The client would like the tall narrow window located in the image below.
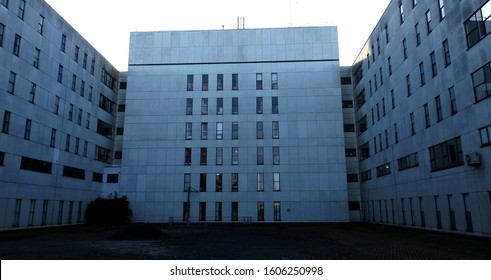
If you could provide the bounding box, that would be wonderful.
[256,73,263,90]
[68,104,73,121]
[273,173,280,191]
[257,173,264,191]
[256,97,263,114]
[83,141,88,157]
[232,147,239,165]
[57,65,64,83]
[2,111,11,134]
[41,200,48,226]
[7,71,16,94]
[391,89,395,109]
[419,62,425,86]
[257,121,263,139]
[28,200,36,226]
[0,23,5,47]
[33,48,41,69]
[272,97,279,114]
[232,122,238,139]
[424,103,431,128]
[399,2,405,24]
[18,0,26,20]
[232,97,238,114]
[77,201,83,223]
[187,75,193,91]
[77,109,82,126]
[71,74,77,91]
[186,98,193,115]
[231,202,238,221]
[443,39,451,67]
[410,113,416,135]
[74,46,79,62]
[201,98,208,115]
[201,123,208,140]
[12,34,22,56]
[415,23,421,46]
[388,57,392,76]
[216,122,222,140]
[232,173,239,192]
[257,147,264,165]
[274,202,281,221]
[202,74,208,91]
[271,73,278,89]
[272,121,279,139]
[86,113,90,129]
[200,148,207,165]
[439,0,445,20]
[257,202,265,221]
[13,199,21,227]
[58,201,64,224]
[435,95,443,122]
[216,147,223,165]
[24,119,31,140]
[217,98,223,115]
[232,74,238,90]
[426,10,432,34]
[402,38,407,59]
[217,74,223,91]
[185,148,192,165]
[406,74,412,96]
[83,53,88,69]
[273,146,280,165]
[80,81,85,97]
[65,134,71,152]
[200,173,207,192]
[61,34,66,52]
[430,51,437,77]
[215,174,222,192]
[449,86,457,115]
[394,123,399,144]
[54,96,60,115]
[50,129,56,148]
[215,202,222,221]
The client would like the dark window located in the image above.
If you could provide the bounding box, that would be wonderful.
[232,173,239,192]
[429,137,464,172]
[347,174,358,182]
[217,74,223,91]
[63,166,85,180]
[99,94,115,115]
[0,151,5,166]
[342,100,353,108]
[257,121,263,139]
[449,86,457,115]
[256,73,263,90]
[201,98,208,115]
[341,77,352,85]
[20,156,52,174]
[232,122,238,139]
[344,124,355,132]
[200,148,207,165]
[359,142,370,161]
[185,148,192,165]
[465,1,491,48]
[13,34,21,56]
[257,147,264,165]
[95,146,111,164]
[61,34,66,52]
[345,148,357,157]
[215,174,222,192]
[202,74,208,91]
[97,119,114,139]
[232,74,238,90]
[200,173,207,192]
[119,82,127,89]
[24,119,31,140]
[360,170,372,181]
[443,39,451,67]
[7,71,16,94]
[0,23,5,47]
[232,97,238,114]
[376,163,391,177]
[272,97,279,114]
[425,10,432,34]
[92,172,103,182]
[74,46,79,62]
[201,122,208,140]
[430,51,437,77]
[187,75,193,91]
[217,98,223,115]
[472,61,491,102]
[436,95,443,122]
[2,111,11,134]
[116,127,124,135]
[57,65,63,83]
[398,152,419,171]
[272,121,279,139]
[118,104,126,112]
[186,123,193,140]
[349,201,361,211]
[114,151,122,159]
[415,23,421,46]
[479,125,491,146]
[256,97,263,114]
[186,98,193,115]
[33,48,41,69]
[419,62,425,86]
[107,174,119,183]
[402,38,408,59]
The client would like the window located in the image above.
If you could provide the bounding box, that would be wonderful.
[465,1,491,48]
[200,173,207,192]
[257,147,264,165]
[271,73,278,89]
[344,124,355,132]
[7,71,16,94]
[385,129,389,148]
[398,152,419,171]
[215,202,222,221]
[28,199,36,226]
[61,34,66,52]
[472,61,491,102]
[13,34,21,56]
[443,39,451,67]
[419,62,425,86]
[272,97,279,114]
[232,74,238,90]
[0,151,4,166]
[345,148,357,157]
[49,129,56,148]
[74,46,79,62]
[33,48,41,69]
[215,173,222,192]
[376,163,391,177]
[341,77,352,85]
[13,199,21,227]
[355,89,366,110]
[359,141,370,161]
[409,113,416,135]
[360,170,372,181]
[216,122,223,140]
[90,59,95,75]
[232,122,238,139]
[271,201,281,221]
[0,23,4,47]
[342,100,353,108]
[429,137,464,171]
[114,151,122,159]
[256,73,263,90]
[430,51,437,77]
[394,123,399,144]
[71,74,77,91]
[202,74,208,91]
[216,147,223,165]
[435,95,443,122]
[402,38,408,60]
[424,103,430,128]
[357,115,367,135]
[217,74,223,91]
[63,166,85,180]
[187,75,193,91]
[232,147,239,165]
[88,86,93,101]
[257,202,265,221]
[2,111,10,134]
[185,123,193,140]
[231,202,238,221]
[17,0,25,20]
[385,24,389,43]
[415,23,421,46]
[257,121,263,139]
[57,65,63,83]
[479,125,491,146]
[65,134,71,152]
[186,98,193,115]
[347,174,358,182]
[406,74,412,96]
[20,156,52,174]
[201,98,208,115]
[412,0,417,8]
[232,97,238,114]
[256,173,264,192]
[185,148,192,165]
[391,89,395,109]
[273,146,280,165]
[399,2,405,24]
[200,148,207,165]
[379,67,384,85]
[24,119,31,140]
[83,53,88,69]
[217,98,223,115]
[232,173,239,192]
[256,97,263,114]
[53,96,60,115]
[439,0,445,20]
[273,173,280,191]
[382,98,386,116]
[388,57,392,76]
[77,109,83,126]
[83,141,88,157]
[95,146,111,163]
[272,121,279,139]
[68,104,74,121]
[425,10,432,34]
[449,86,457,115]
[201,122,208,140]
[86,113,91,129]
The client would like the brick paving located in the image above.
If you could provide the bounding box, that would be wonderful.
[0,223,489,259]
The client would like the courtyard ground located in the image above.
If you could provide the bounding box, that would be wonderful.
[0,222,490,259]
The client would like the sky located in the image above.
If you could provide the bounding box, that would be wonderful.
[44,0,392,70]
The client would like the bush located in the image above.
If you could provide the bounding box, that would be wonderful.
[86,195,133,224]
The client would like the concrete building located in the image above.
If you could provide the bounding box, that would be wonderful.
[0,0,119,229]
[122,27,352,223]
[353,0,491,237]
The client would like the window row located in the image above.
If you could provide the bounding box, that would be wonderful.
[11,199,84,228]
[183,201,282,222]
[187,73,278,91]
[184,172,281,193]
[185,121,279,140]
[185,146,280,166]
[185,97,278,116]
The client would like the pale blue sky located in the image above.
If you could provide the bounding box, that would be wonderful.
[45,0,391,70]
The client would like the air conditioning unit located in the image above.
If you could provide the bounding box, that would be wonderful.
[465,153,481,166]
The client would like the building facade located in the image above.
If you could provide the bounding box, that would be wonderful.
[0,0,119,230]
[353,0,491,237]
[121,27,351,223]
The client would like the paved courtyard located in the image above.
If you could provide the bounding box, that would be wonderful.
[0,223,490,259]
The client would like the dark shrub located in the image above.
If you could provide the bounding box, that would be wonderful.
[86,195,132,224]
